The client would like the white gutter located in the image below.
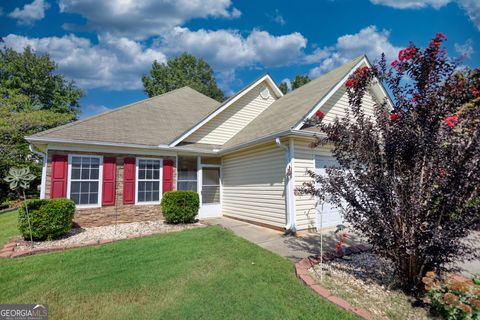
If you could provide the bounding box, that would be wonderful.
[26,136,218,154]
[29,144,47,199]
[275,138,296,234]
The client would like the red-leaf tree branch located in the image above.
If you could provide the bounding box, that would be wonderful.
[297,33,480,293]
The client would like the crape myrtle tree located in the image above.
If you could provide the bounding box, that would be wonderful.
[297,34,480,293]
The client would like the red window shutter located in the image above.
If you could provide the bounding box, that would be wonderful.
[163,159,174,193]
[102,157,116,206]
[50,155,68,198]
[123,157,136,204]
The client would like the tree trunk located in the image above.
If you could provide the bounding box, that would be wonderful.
[397,252,426,293]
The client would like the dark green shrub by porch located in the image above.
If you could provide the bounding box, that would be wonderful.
[18,198,75,241]
[161,191,199,224]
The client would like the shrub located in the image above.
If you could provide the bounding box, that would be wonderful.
[297,33,480,292]
[423,272,480,319]
[161,191,199,224]
[18,198,75,241]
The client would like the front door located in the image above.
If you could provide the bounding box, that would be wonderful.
[198,166,222,218]
[315,158,345,230]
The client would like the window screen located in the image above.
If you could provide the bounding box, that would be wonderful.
[137,159,161,203]
[70,156,101,205]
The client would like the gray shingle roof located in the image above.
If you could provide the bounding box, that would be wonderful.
[28,56,365,152]
[222,55,364,149]
[28,87,221,146]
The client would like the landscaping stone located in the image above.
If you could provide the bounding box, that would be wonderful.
[309,252,430,319]
[10,220,204,257]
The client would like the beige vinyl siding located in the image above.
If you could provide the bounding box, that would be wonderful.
[320,85,376,124]
[294,84,377,230]
[186,81,277,145]
[294,138,335,230]
[222,142,286,228]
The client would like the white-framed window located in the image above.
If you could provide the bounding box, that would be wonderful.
[135,158,163,204]
[177,156,198,192]
[67,154,103,208]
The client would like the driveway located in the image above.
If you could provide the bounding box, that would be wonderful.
[205,217,480,276]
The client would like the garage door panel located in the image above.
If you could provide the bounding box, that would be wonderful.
[315,157,345,229]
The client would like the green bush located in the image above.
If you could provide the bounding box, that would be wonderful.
[18,198,75,241]
[161,191,199,224]
[423,272,480,319]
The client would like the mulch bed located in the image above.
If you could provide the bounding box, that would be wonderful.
[295,245,431,320]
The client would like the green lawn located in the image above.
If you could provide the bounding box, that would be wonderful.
[0,210,18,246]
[0,223,356,320]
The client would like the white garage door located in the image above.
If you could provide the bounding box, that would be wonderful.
[315,157,345,230]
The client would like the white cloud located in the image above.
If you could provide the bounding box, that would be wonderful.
[303,47,331,64]
[2,33,166,90]
[2,27,308,92]
[9,0,50,25]
[454,39,474,59]
[370,0,480,30]
[267,9,286,25]
[370,0,450,9]
[309,26,400,78]
[159,27,307,89]
[59,0,241,40]
[161,28,307,70]
[457,0,480,30]
[80,104,111,119]
[281,78,292,91]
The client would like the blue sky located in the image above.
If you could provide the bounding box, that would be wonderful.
[1,0,479,118]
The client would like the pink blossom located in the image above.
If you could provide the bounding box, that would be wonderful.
[443,115,458,128]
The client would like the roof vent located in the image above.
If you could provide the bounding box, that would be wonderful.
[260,87,270,100]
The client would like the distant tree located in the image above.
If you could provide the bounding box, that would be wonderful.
[142,53,224,102]
[0,47,83,202]
[0,47,83,115]
[291,74,310,90]
[298,34,480,293]
[278,81,289,95]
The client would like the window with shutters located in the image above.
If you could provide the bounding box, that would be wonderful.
[67,155,103,208]
[136,158,162,204]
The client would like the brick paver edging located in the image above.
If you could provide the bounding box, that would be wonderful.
[295,244,373,320]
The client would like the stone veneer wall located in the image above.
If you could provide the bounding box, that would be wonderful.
[45,150,177,227]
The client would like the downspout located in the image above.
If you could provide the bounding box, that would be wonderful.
[275,138,296,234]
[29,144,47,199]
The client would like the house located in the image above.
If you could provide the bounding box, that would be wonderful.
[26,55,391,231]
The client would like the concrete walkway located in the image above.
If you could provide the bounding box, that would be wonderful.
[205,217,480,276]
[205,217,363,262]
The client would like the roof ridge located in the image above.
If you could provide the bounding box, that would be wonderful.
[279,55,365,99]
[167,74,273,146]
[220,55,367,149]
[289,55,365,130]
[29,86,203,138]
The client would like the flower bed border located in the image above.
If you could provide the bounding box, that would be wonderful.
[0,233,153,258]
[295,244,373,320]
